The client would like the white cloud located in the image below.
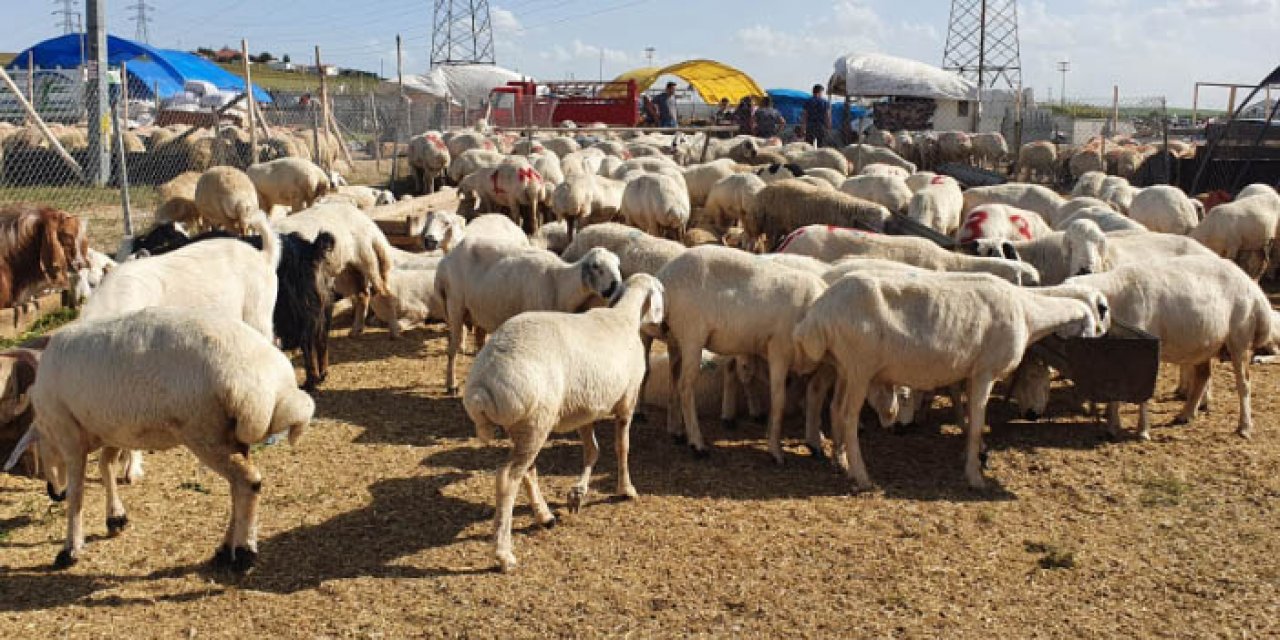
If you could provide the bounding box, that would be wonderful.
[490,7,522,35]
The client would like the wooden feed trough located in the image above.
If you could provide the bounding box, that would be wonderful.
[368,188,462,251]
[0,290,69,341]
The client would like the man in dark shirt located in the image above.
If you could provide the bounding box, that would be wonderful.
[803,84,831,147]
[653,81,678,128]
[753,96,785,138]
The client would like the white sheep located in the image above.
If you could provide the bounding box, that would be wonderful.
[746,181,891,251]
[703,173,766,230]
[956,203,1053,244]
[971,132,1008,169]
[778,225,1041,285]
[408,131,451,194]
[436,240,623,393]
[904,171,939,192]
[154,171,203,231]
[972,219,1110,285]
[246,157,333,216]
[1063,255,1275,439]
[681,158,738,207]
[1071,170,1107,198]
[936,131,973,164]
[839,175,913,214]
[272,202,398,337]
[1056,196,1114,220]
[1054,206,1147,233]
[463,274,664,572]
[541,136,580,158]
[793,272,1107,488]
[655,245,828,462]
[447,148,505,183]
[194,166,261,234]
[801,167,847,189]
[620,173,691,240]
[840,144,917,174]
[859,163,911,179]
[561,222,685,277]
[320,185,395,210]
[962,183,1067,225]
[1189,195,1280,278]
[1099,180,1140,214]
[906,178,964,235]
[1017,141,1058,184]
[445,130,496,157]
[19,307,314,571]
[790,147,850,175]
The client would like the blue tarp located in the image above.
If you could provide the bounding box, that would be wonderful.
[6,34,272,103]
[767,88,868,127]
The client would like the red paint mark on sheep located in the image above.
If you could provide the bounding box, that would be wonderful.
[1009,214,1032,240]
[960,209,989,243]
[517,167,542,183]
[931,175,948,185]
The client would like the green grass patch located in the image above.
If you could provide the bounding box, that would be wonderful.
[1136,474,1193,507]
[0,186,159,213]
[0,306,77,349]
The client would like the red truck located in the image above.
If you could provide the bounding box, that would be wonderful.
[488,80,639,127]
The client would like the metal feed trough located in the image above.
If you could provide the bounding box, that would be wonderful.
[882,213,1162,404]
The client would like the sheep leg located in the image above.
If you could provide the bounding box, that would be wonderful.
[949,384,967,429]
[521,465,556,527]
[803,367,835,459]
[54,447,88,568]
[1137,402,1152,441]
[1230,352,1253,438]
[120,449,145,484]
[445,301,466,395]
[1173,361,1212,426]
[738,357,765,419]
[99,447,129,537]
[720,358,740,430]
[568,425,600,513]
[195,445,263,573]
[379,294,402,339]
[677,337,712,458]
[763,348,790,465]
[664,339,685,440]
[615,410,638,500]
[964,374,995,490]
[835,376,873,489]
[350,292,371,337]
[494,429,547,572]
[1105,402,1124,439]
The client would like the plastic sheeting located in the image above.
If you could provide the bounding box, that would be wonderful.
[767,88,868,125]
[404,64,528,105]
[829,53,975,101]
[607,59,765,104]
[5,34,272,103]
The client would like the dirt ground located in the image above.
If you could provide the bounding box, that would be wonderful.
[2,307,1279,638]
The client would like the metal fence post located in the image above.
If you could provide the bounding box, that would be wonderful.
[113,77,134,241]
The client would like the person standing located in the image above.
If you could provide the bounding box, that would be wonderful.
[733,96,755,136]
[640,95,658,126]
[753,96,785,139]
[653,81,678,128]
[803,83,832,147]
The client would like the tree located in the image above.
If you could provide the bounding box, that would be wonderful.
[282,53,291,64]
[195,47,215,59]
[254,51,274,64]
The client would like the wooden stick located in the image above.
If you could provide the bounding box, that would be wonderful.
[25,51,34,126]
[315,45,332,171]
[241,39,257,164]
[0,65,84,181]
[328,107,355,167]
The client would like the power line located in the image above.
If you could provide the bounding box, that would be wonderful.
[128,0,155,43]
[52,0,80,34]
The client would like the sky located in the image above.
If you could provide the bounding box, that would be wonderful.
[4,0,1278,109]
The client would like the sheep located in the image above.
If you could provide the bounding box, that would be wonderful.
[840,144,917,174]
[1069,147,1105,179]
[531,220,571,253]
[321,185,395,210]
[791,147,850,175]
[1017,141,1058,184]
[561,222,685,278]
[620,173,692,240]
[904,171,939,192]
[936,131,973,164]
[907,178,964,235]
[681,158,737,207]
[446,131,496,157]
[1071,170,1107,198]
[1099,180,1140,214]
[420,211,527,254]
[194,166,261,234]
[754,162,806,184]
[71,248,117,301]
[463,274,664,572]
[1064,255,1274,439]
[702,173,766,231]
[859,163,911,179]
[1056,196,1114,220]
[839,175,913,214]
[655,246,829,461]
[542,136,580,158]
[745,181,891,251]
[447,148,505,183]
[14,307,314,571]
[550,174,597,240]
[779,225,1040,285]
[971,132,1008,169]
[801,167,847,189]
[436,240,623,393]
[1237,183,1279,201]
[273,202,398,338]
[1189,195,1280,279]
[245,157,333,216]
[961,184,1068,227]
[956,203,1053,244]
[972,219,1109,285]
[1054,206,1147,233]
[489,158,546,233]
[793,272,1107,489]
[154,171,204,230]
[369,265,443,332]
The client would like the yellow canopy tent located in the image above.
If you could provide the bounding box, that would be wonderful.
[603,59,765,104]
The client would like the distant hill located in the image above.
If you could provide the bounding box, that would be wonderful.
[0,53,15,66]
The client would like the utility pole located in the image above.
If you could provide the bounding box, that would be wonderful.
[644,47,655,67]
[52,0,79,34]
[1057,60,1070,107]
[86,0,111,186]
[127,0,154,44]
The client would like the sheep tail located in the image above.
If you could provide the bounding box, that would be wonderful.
[371,237,393,297]
[249,212,281,269]
[462,387,498,443]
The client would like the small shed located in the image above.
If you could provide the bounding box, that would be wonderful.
[828,53,977,131]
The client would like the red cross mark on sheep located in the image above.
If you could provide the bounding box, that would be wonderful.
[960,209,989,243]
[517,167,542,184]
[428,136,447,151]
[1009,214,1032,240]
[931,175,949,185]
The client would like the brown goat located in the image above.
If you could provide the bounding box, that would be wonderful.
[0,205,88,308]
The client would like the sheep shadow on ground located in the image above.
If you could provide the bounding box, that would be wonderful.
[316,386,472,447]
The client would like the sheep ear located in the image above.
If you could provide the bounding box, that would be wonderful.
[999,241,1020,262]
[642,287,665,325]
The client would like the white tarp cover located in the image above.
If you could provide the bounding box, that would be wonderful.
[404,64,529,105]
[832,53,977,101]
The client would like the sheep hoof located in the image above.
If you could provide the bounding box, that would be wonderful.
[230,547,258,574]
[805,443,826,460]
[445,386,459,396]
[979,448,991,470]
[720,418,737,431]
[1237,426,1253,439]
[1171,415,1191,426]
[212,545,234,569]
[46,481,66,503]
[496,553,518,573]
[567,487,587,514]
[53,549,78,569]
[1138,430,1151,441]
[690,445,710,460]
[106,515,129,536]
[541,515,559,529]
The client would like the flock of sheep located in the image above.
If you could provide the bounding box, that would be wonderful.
[3,120,1279,576]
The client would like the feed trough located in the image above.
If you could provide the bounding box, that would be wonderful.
[1027,320,1160,404]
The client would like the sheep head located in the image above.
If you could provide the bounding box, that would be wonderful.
[1064,218,1109,277]
[577,248,623,301]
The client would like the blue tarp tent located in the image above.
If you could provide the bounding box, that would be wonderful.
[6,34,272,103]
[766,88,868,128]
